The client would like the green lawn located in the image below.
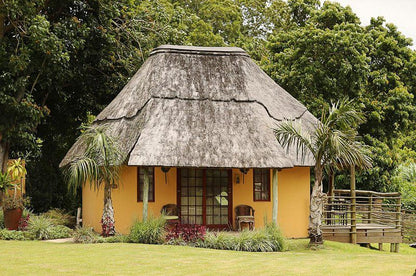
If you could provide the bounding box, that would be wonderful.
[0,240,415,275]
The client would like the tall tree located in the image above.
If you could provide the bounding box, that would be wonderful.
[274,99,371,244]
[266,1,416,193]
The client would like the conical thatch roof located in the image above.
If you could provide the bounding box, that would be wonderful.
[60,45,318,169]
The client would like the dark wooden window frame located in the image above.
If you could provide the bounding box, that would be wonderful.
[137,167,155,202]
[177,168,233,229]
[253,168,271,202]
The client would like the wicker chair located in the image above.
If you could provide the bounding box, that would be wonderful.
[235,205,255,231]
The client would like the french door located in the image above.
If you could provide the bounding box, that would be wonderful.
[178,168,232,229]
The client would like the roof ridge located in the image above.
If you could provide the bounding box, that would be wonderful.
[150,45,249,57]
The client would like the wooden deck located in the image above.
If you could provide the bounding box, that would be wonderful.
[322,223,402,244]
[322,190,402,251]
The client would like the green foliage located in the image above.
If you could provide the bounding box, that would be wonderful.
[128,216,166,244]
[48,225,73,240]
[266,1,416,192]
[72,226,104,244]
[1,0,415,212]
[0,171,13,192]
[392,162,416,210]
[104,234,128,243]
[26,215,71,240]
[64,125,125,193]
[275,99,371,174]
[42,208,75,228]
[26,216,54,240]
[0,229,27,240]
[2,196,26,210]
[199,224,286,252]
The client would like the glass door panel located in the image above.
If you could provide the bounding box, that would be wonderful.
[179,168,231,228]
[180,168,203,226]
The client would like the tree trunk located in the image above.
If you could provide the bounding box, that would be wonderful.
[0,138,9,173]
[101,181,116,236]
[142,167,149,222]
[0,9,4,39]
[308,165,325,245]
[328,171,335,197]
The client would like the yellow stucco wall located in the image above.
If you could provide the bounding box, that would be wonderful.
[232,167,310,238]
[82,166,177,234]
[83,166,310,238]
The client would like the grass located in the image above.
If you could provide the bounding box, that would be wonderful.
[0,239,414,275]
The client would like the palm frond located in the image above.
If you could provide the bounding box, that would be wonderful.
[274,121,315,162]
[64,124,126,193]
[326,98,365,130]
[65,156,99,193]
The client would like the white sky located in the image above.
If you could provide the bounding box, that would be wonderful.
[335,0,416,49]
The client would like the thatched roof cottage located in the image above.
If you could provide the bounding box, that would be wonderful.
[61,45,318,237]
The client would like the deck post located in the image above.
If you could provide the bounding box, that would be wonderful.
[368,194,373,224]
[326,171,335,224]
[378,243,383,251]
[350,166,357,244]
[395,196,401,229]
[142,167,150,221]
[272,169,279,224]
[394,197,401,253]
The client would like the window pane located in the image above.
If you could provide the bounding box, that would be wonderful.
[253,169,270,201]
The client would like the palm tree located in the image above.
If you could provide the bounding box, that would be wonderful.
[64,125,125,236]
[274,99,371,245]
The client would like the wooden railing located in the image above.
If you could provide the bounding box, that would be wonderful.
[402,209,416,243]
[322,189,402,250]
[324,189,401,227]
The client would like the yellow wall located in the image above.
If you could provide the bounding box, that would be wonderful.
[82,166,177,234]
[232,167,310,238]
[83,166,310,238]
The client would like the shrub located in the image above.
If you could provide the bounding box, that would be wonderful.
[27,216,54,240]
[0,229,27,240]
[104,234,128,243]
[128,216,166,244]
[199,224,286,252]
[42,209,75,228]
[73,226,104,244]
[18,214,30,231]
[101,215,115,237]
[166,224,206,243]
[48,225,73,239]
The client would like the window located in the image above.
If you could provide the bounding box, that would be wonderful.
[137,167,155,202]
[253,169,270,201]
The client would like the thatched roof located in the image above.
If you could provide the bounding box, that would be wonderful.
[60,45,318,169]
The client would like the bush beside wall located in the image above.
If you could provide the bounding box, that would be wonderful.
[199,224,286,252]
[128,216,166,244]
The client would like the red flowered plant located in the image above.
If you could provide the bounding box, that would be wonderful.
[166,224,206,243]
[101,216,115,237]
[18,214,30,231]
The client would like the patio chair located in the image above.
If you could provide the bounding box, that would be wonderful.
[235,205,255,231]
[161,204,180,226]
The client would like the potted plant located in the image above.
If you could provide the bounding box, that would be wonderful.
[2,187,24,230]
[1,158,27,230]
